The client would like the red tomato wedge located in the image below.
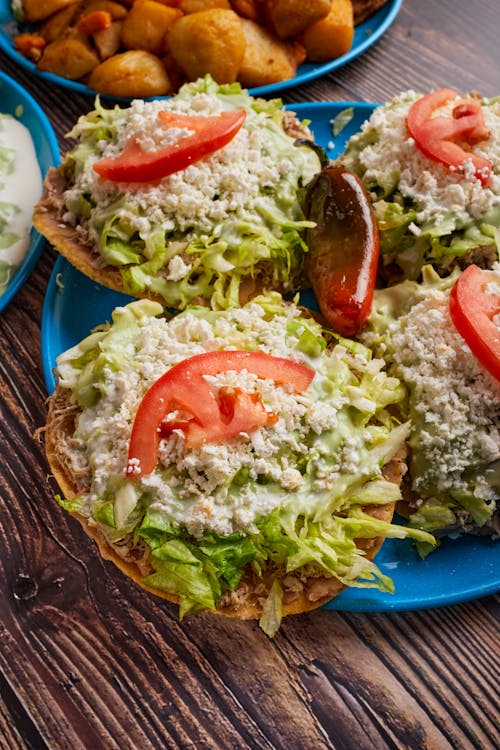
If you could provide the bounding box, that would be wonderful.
[93,108,246,183]
[449,264,500,381]
[406,89,492,185]
[305,167,380,337]
[126,351,315,479]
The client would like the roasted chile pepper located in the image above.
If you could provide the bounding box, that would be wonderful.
[305,166,380,337]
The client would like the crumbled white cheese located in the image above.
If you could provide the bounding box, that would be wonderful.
[166,255,191,282]
[350,90,500,226]
[389,289,500,498]
[67,93,312,238]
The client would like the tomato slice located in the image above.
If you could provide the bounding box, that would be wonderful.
[126,351,315,478]
[93,109,246,183]
[183,387,279,448]
[305,167,380,337]
[449,264,500,381]
[406,89,492,185]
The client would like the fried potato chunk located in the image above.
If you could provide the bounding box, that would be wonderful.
[88,49,171,96]
[229,0,263,23]
[121,1,182,56]
[17,0,355,97]
[21,0,80,23]
[352,0,388,24]
[39,4,82,43]
[93,19,123,59]
[79,0,128,19]
[238,18,297,87]
[37,27,100,78]
[267,0,331,39]
[179,0,231,12]
[168,9,245,84]
[300,0,354,61]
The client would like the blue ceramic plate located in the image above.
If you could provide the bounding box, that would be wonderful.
[41,101,500,612]
[0,71,59,312]
[0,0,402,99]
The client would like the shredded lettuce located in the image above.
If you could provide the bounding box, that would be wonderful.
[144,539,220,617]
[331,107,354,137]
[0,259,15,295]
[259,580,283,637]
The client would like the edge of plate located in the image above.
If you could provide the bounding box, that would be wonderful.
[0,70,60,313]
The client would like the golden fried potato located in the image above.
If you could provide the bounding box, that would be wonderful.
[78,0,128,19]
[113,0,133,5]
[88,49,171,96]
[237,18,297,88]
[267,0,331,39]
[229,0,263,22]
[179,0,230,12]
[39,3,82,42]
[168,9,245,84]
[93,19,123,59]
[300,0,354,62]
[352,0,389,24]
[37,27,100,78]
[121,1,182,56]
[131,0,179,5]
[21,0,80,23]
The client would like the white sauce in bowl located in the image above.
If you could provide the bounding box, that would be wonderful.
[0,114,42,294]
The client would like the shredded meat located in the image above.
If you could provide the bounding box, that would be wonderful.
[440,244,498,273]
[46,386,91,494]
[282,110,312,141]
[382,445,408,485]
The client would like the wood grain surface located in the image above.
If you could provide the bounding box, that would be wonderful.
[1,1,499,748]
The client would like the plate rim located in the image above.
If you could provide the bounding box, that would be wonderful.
[0,0,403,100]
[0,70,60,313]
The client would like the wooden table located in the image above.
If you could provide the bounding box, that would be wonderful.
[1,1,498,748]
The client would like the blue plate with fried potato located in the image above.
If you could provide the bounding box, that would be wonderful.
[0,0,402,99]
